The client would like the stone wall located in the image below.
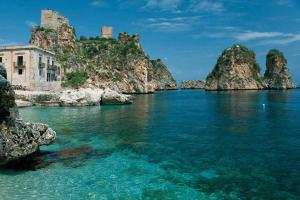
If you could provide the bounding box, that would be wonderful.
[41,9,69,30]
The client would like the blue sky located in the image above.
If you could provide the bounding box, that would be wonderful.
[0,0,300,83]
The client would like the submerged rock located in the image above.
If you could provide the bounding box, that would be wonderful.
[264,49,293,89]
[0,64,56,165]
[180,80,205,89]
[101,88,133,105]
[205,45,265,90]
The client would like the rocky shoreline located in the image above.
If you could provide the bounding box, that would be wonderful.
[15,87,133,107]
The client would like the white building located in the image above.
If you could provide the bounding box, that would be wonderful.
[0,45,61,91]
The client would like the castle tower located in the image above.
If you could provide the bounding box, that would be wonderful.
[41,9,69,30]
[101,26,113,38]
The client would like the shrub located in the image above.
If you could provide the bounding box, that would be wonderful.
[63,71,86,88]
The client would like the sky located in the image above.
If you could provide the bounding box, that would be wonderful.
[0,0,300,83]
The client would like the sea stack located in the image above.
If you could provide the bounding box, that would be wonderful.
[0,64,56,165]
[264,49,293,89]
[205,44,264,91]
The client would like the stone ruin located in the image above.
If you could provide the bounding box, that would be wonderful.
[41,9,69,30]
[101,26,113,38]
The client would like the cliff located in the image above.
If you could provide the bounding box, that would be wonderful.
[30,24,76,52]
[29,11,176,93]
[151,59,177,90]
[205,45,265,90]
[264,49,293,89]
[0,64,56,165]
[180,80,205,89]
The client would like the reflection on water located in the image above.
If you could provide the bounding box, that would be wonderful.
[0,90,299,199]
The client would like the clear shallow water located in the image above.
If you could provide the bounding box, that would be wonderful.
[1,90,300,200]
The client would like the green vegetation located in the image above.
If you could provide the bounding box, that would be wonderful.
[267,49,287,63]
[63,71,87,88]
[34,26,55,34]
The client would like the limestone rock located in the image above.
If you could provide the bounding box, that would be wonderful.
[59,88,103,106]
[0,64,56,165]
[205,45,265,90]
[101,88,133,105]
[180,80,205,89]
[264,49,293,89]
[0,120,56,165]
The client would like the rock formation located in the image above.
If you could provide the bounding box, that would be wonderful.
[205,45,265,90]
[0,64,56,165]
[29,10,176,94]
[180,80,205,89]
[264,49,293,89]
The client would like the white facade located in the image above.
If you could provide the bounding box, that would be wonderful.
[0,45,61,91]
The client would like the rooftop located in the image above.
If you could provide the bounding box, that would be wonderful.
[0,45,54,55]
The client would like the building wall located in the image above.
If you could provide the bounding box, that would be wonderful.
[41,9,69,30]
[0,47,61,91]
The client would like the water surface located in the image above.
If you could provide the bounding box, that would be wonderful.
[1,90,300,199]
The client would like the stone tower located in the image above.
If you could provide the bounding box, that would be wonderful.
[101,26,113,38]
[41,9,69,30]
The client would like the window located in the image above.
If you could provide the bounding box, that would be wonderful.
[17,56,23,66]
[18,69,23,75]
[0,57,2,63]
[39,68,43,77]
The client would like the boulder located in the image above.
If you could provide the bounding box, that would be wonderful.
[264,49,293,89]
[101,88,133,105]
[205,45,265,90]
[59,88,103,106]
[0,64,56,165]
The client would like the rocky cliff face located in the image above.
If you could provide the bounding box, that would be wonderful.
[0,64,56,165]
[205,45,265,91]
[180,80,205,89]
[151,59,177,90]
[30,24,76,51]
[29,12,176,93]
[264,49,293,89]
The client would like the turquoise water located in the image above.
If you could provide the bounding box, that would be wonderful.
[1,90,300,199]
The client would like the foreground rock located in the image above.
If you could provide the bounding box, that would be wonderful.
[180,80,205,89]
[205,45,265,90]
[0,64,56,165]
[264,49,293,89]
[101,88,133,105]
